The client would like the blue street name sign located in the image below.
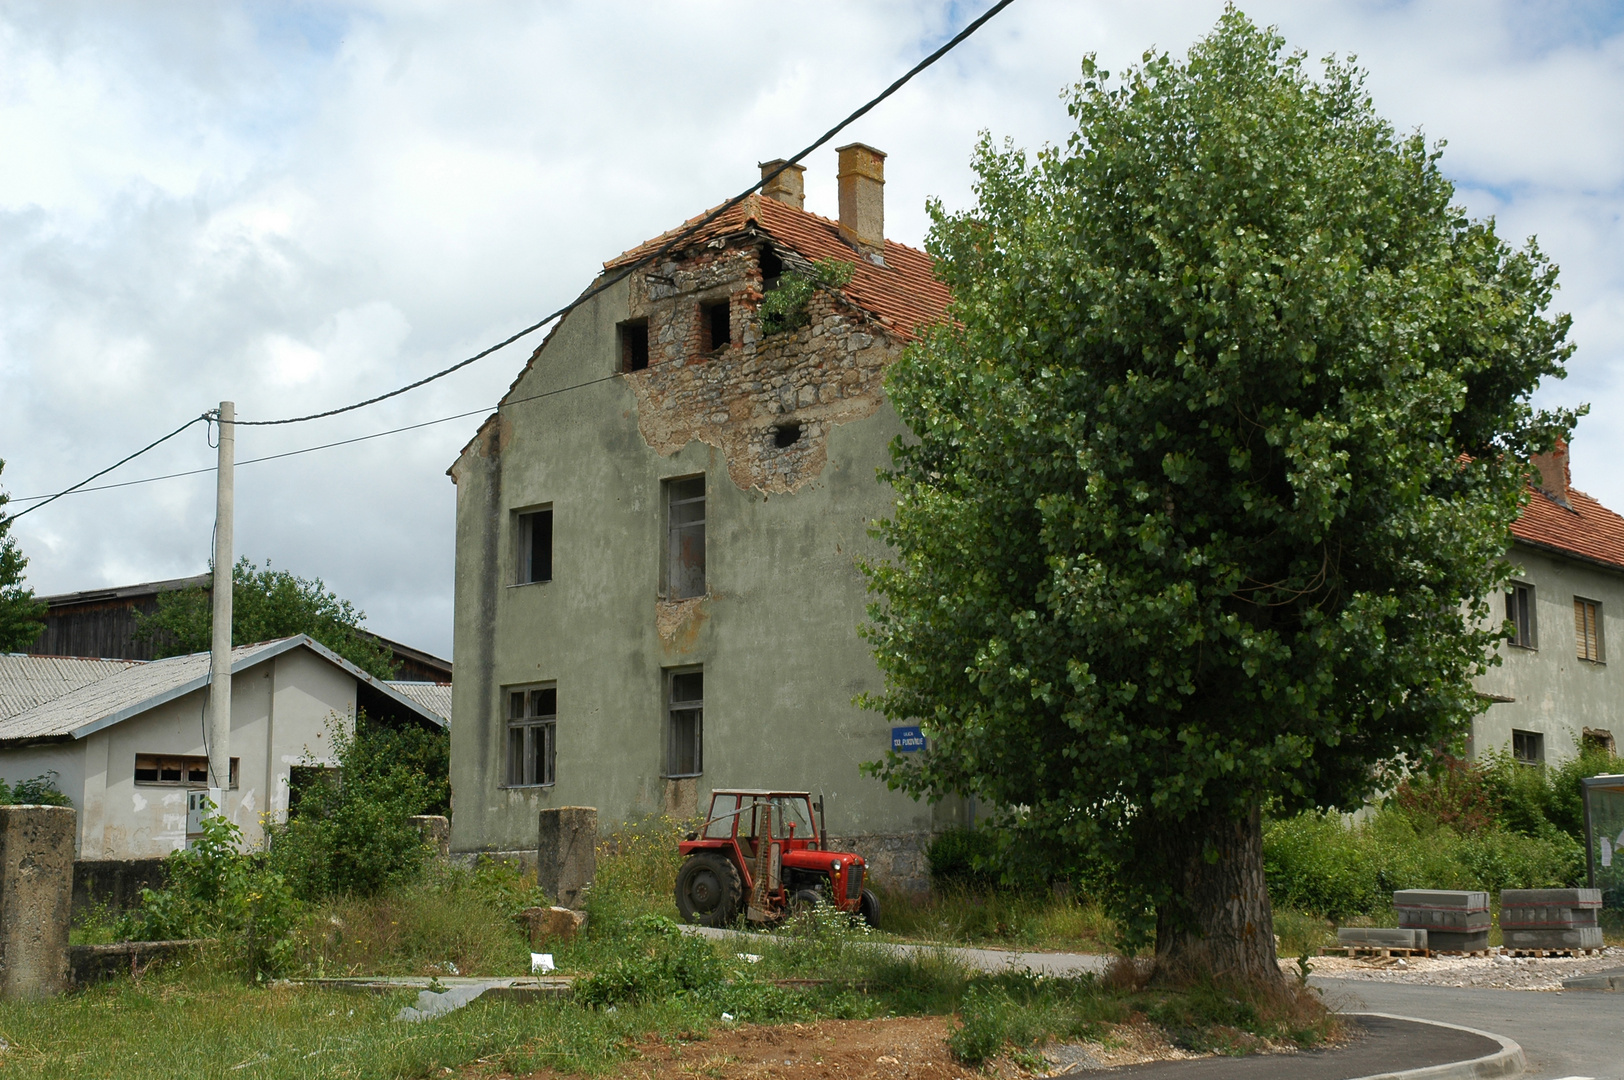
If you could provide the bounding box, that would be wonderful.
[891,726,926,753]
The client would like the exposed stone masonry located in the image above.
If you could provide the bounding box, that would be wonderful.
[625,238,905,494]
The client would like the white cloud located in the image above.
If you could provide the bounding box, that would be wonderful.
[2,0,1622,658]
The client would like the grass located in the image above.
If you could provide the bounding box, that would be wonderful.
[874,882,1118,952]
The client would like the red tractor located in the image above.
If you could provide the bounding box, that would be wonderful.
[675,789,880,928]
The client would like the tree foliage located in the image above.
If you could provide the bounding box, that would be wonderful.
[863,12,1577,977]
[138,556,395,678]
[0,459,46,652]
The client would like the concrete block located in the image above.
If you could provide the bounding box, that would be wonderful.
[1499,888,1602,909]
[409,815,451,858]
[537,807,597,909]
[0,805,76,1000]
[1423,929,1490,953]
[515,905,587,948]
[1392,889,1489,912]
[1504,926,1604,950]
[1336,927,1428,949]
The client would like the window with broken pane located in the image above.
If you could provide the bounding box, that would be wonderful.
[666,476,706,599]
[133,753,238,788]
[666,668,703,778]
[506,684,557,787]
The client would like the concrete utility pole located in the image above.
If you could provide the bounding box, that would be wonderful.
[206,401,234,807]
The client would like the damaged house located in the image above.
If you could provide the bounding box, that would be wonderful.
[448,146,960,885]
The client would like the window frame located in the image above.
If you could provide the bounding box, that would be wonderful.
[1506,581,1536,649]
[504,683,558,788]
[664,475,707,600]
[700,298,731,353]
[665,666,703,779]
[134,753,239,789]
[1511,728,1545,765]
[514,506,554,586]
[1574,596,1604,663]
[618,319,650,372]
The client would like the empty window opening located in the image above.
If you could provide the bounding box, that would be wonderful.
[666,669,703,778]
[134,753,238,789]
[1575,597,1604,662]
[702,300,731,352]
[773,421,803,449]
[506,684,557,787]
[1511,729,1544,765]
[1582,728,1617,756]
[619,320,649,372]
[666,476,706,599]
[516,508,553,584]
[1507,583,1536,648]
[759,247,784,292]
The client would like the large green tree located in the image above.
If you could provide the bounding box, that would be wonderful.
[139,557,395,679]
[0,460,46,652]
[865,12,1578,988]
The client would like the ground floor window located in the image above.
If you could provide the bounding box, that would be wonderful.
[134,753,238,789]
[506,684,557,787]
[666,668,703,778]
[1512,729,1545,765]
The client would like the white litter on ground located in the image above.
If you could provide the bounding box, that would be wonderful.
[530,953,555,974]
[395,983,497,1023]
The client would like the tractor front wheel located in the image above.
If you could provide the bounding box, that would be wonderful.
[675,853,742,927]
[858,888,881,929]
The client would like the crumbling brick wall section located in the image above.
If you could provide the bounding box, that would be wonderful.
[625,241,904,494]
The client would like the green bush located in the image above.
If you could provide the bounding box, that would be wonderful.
[0,771,73,806]
[265,712,446,900]
[116,809,298,979]
[573,915,726,1006]
[757,258,855,336]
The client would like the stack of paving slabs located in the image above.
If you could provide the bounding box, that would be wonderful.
[1393,890,1491,952]
[1498,888,1604,952]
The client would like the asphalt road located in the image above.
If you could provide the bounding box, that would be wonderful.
[1313,977,1624,1080]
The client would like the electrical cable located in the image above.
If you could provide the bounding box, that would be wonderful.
[4,414,210,522]
[233,0,1017,428]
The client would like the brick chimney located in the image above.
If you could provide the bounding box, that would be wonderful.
[836,143,886,253]
[1531,439,1573,510]
[758,159,805,210]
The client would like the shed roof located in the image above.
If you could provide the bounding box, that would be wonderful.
[0,655,144,720]
[0,635,446,745]
[386,681,452,725]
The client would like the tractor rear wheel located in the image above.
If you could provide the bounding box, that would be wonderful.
[675,853,742,927]
[858,888,881,928]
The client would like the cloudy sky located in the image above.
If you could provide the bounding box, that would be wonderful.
[2,0,1621,660]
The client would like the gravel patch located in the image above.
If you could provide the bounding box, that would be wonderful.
[1304,946,1624,991]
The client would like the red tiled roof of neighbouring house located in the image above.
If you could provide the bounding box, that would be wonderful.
[603,193,952,342]
[1512,486,1624,571]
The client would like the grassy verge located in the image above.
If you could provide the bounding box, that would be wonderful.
[873,883,1117,953]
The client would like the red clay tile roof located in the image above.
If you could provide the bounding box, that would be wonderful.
[603,193,952,341]
[1512,486,1624,571]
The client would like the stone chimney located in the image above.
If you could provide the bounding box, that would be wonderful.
[758,159,805,210]
[1531,439,1573,510]
[836,143,886,253]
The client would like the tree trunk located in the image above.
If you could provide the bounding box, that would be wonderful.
[1152,803,1285,990]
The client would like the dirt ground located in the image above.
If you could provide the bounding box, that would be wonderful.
[493,1015,1214,1080]
[1305,945,1623,991]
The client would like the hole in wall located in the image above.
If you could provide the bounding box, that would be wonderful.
[773,422,803,449]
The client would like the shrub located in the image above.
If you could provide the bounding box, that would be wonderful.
[757,258,855,336]
[265,712,445,900]
[0,771,72,806]
[573,915,726,1006]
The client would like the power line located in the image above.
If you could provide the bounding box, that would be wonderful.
[234,0,1017,427]
[6,372,626,505]
[5,415,210,521]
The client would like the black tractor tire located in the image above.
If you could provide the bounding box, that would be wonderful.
[858,888,881,929]
[675,853,742,927]
[790,888,824,915]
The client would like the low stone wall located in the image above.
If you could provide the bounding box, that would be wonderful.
[73,859,168,916]
[448,849,539,876]
[68,940,206,987]
[829,833,932,895]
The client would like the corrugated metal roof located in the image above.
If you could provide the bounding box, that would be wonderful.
[387,681,452,724]
[0,635,446,744]
[0,655,145,720]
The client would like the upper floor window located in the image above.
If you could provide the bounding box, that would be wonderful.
[701,299,731,352]
[619,319,649,372]
[516,508,553,585]
[1506,583,1536,648]
[1575,597,1604,662]
[666,668,703,778]
[506,684,557,787]
[666,476,706,599]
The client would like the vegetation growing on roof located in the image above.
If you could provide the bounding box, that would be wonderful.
[758,258,855,337]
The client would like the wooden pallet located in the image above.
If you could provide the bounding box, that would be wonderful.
[1326,944,1428,958]
[1501,947,1601,959]
[1429,949,1492,957]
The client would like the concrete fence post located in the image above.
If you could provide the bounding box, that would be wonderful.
[538,807,597,909]
[0,805,76,1000]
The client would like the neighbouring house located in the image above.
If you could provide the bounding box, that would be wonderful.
[0,634,447,859]
[448,146,962,886]
[29,575,453,682]
[1474,442,1624,765]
